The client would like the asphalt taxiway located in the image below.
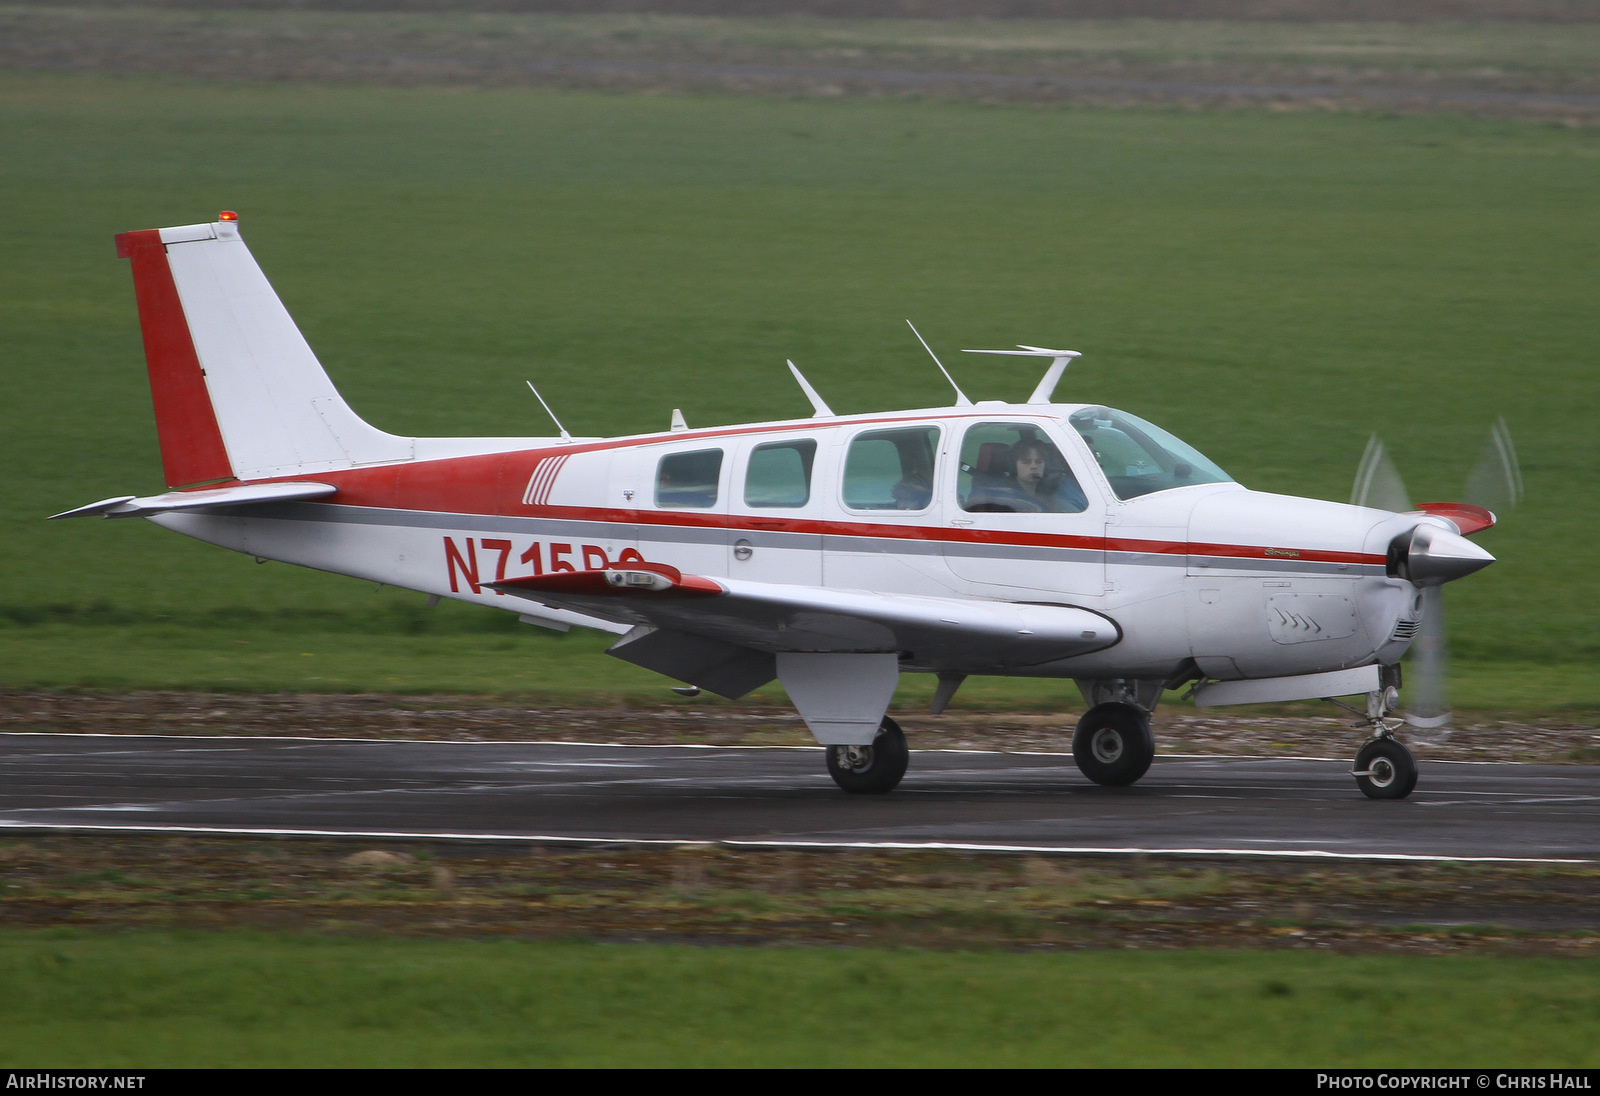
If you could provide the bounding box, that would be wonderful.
[1,734,1595,861]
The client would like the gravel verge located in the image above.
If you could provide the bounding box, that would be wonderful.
[1,833,1596,955]
[2,690,1596,764]
[2,691,1596,952]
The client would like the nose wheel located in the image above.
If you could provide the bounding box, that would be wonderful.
[1352,736,1418,800]
[826,716,909,794]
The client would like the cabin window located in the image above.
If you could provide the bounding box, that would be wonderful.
[655,448,723,509]
[842,426,940,511]
[957,422,1087,514]
[745,439,816,508]
[1068,406,1233,500]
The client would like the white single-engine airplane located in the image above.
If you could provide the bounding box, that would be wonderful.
[56,213,1501,800]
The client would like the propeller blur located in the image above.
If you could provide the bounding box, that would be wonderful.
[1351,422,1520,733]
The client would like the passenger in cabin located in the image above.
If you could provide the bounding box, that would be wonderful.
[891,470,933,510]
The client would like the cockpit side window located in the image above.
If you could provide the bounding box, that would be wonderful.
[1068,407,1232,501]
[957,422,1088,514]
[655,448,723,509]
[843,426,940,511]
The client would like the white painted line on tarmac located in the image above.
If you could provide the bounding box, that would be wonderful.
[0,820,1589,863]
[0,731,818,750]
[720,839,1595,864]
[0,733,1567,766]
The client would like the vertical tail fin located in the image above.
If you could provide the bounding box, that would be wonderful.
[116,213,413,487]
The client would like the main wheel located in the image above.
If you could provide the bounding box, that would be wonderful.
[826,716,909,794]
[1353,737,1418,800]
[1072,703,1155,787]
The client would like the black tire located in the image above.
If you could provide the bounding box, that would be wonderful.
[1072,703,1155,787]
[826,716,909,794]
[1354,737,1418,800]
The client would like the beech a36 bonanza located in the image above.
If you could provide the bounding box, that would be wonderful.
[57,213,1506,800]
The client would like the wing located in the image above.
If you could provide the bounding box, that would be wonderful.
[488,564,1119,699]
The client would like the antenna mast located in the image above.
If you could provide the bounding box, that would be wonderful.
[525,381,572,442]
[906,320,972,406]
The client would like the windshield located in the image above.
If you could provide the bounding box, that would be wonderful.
[1068,407,1233,501]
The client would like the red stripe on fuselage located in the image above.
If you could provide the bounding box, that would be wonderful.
[239,448,1384,568]
[115,229,233,489]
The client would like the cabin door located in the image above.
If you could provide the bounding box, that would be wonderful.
[941,420,1106,601]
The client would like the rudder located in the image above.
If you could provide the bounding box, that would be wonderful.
[116,213,413,487]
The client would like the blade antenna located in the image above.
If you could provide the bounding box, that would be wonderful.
[787,360,835,418]
[1018,346,1080,405]
[906,320,972,407]
[525,380,572,442]
[960,345,1082,404]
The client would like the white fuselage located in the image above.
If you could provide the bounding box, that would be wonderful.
[153,402,1421,686]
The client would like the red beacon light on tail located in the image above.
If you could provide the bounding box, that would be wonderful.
[218,211,238,222]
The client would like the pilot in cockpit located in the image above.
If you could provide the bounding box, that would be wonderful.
[1011,439,1088,513]
[1012,439,1086,513]
[965,436,1087,514]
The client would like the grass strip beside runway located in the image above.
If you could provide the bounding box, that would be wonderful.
[3,929,1597,1067]
[2,74,1596,711]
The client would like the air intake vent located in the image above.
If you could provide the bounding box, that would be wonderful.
[1390,619,1421,642]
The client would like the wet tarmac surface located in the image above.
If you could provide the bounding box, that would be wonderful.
[2,734,1595,861]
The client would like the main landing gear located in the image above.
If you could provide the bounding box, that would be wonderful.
[826,716,910,795]
[1072,702,1156,787]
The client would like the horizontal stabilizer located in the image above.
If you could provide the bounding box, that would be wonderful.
[50,481,336,520]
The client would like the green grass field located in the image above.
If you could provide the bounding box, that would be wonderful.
[3,930,1596,1066]
[2,55,1597,1069]
[1,71,1596,711]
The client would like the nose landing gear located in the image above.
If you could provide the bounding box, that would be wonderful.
[1338,672,1419,800]
[1352,735,1418,800]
